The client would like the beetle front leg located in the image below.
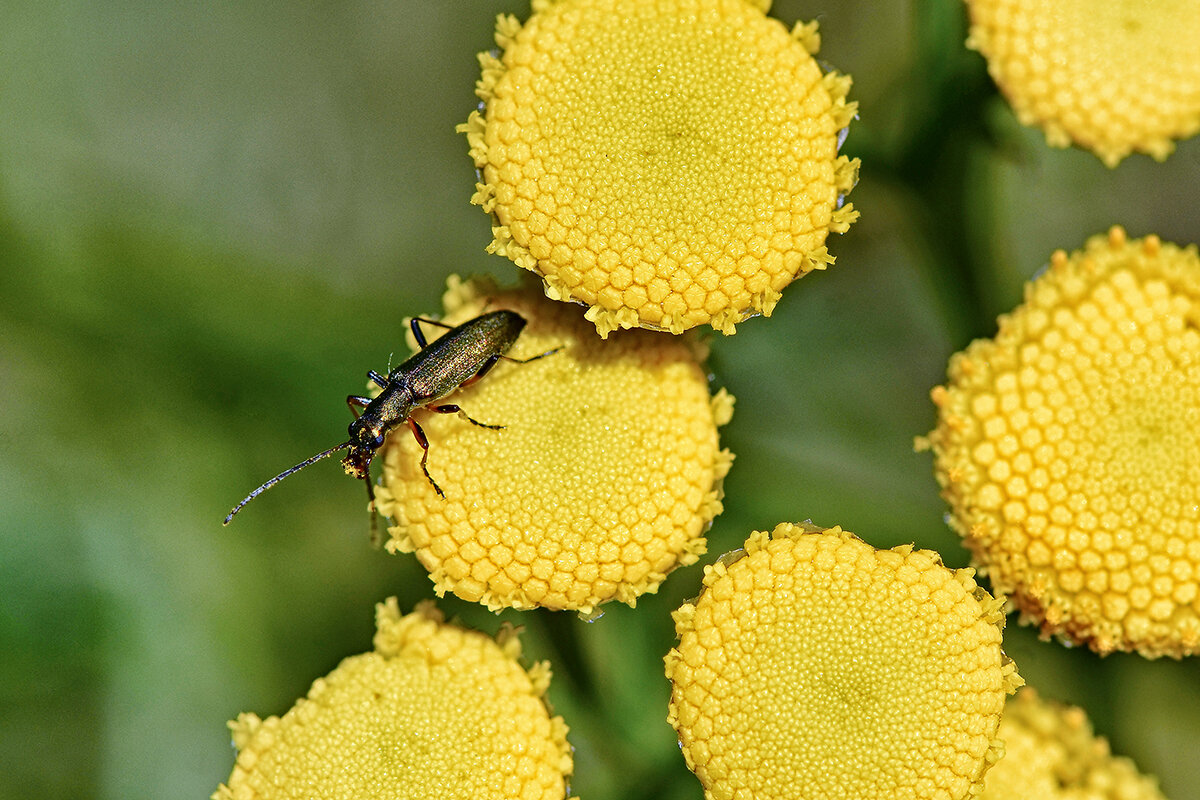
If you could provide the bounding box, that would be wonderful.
[357,462,387,547]
[361,464,377,511]
[347,395,372,417]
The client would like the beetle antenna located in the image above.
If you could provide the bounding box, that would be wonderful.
[224,442,352,525]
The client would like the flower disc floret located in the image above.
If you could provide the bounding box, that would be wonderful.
[923,227,1200,657]
[964,0,1200,166]
[374,276,734,614]
[980,688,1166,800]
[664,523,1021,800]
[461,0,859,336]
[213,598,573,800]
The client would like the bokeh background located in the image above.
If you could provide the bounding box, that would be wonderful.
[2,1,1198,798]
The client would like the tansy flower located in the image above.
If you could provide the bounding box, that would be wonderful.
[460,0,859,337]
[213,598,574,800]
[664,523,1021,800]
[980,687,1166,800]
[964,0,1200,166]
[374,276,734,615]
[921,227,1200,658]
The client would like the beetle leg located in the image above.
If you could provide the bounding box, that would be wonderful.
[460,344,561,392]
[428,403,504,430]
[359,463,386,546]
[501,346,561,364]
[407,418,445,498]
[367,370,388,389]
[362,463,377,511]
[459,354,503,388]
[409,316,455,350]
[347,395,372,417]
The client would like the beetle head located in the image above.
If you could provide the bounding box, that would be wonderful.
[342,417,385,479]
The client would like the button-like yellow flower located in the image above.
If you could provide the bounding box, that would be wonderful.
[980,688,1166,800]
[922,227,1200,658]
[461,0,859,337]
[374,276,734,615]
[964,0,1200,166]
[665,523,1021,800]
[213,598,574,800]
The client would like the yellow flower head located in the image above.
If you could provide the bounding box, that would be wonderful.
[964,0,1200,166]
[980,688,1166,800]
[374,276,734,615]
[461,0,859,337]
[664,523,1021,800]
[213,598,574,800]
[923,228,1200,657]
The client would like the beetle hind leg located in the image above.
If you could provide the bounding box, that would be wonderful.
[501,346,560,364]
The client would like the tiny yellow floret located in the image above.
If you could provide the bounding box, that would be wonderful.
[665,523,1021,800]
[213,598,574,800]
[375,276,734,614]
[925,227,1200,658]
[461,0,859,336]
[980,688,1166,800]
[964,0,1200,166]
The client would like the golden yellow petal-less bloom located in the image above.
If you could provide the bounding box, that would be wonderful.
[922,228,1200,657]
[212,598,574,800]
[979,687,1165,800]
[461,0,859,337]
[374,276,734,615]
[964,0,1200,166]
[665,523,1022,800]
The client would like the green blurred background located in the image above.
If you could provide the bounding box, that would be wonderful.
[2,1,1198,798]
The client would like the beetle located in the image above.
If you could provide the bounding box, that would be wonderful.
[224,309,556,525]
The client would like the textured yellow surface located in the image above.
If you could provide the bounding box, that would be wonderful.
[923,228,1200,657]
[965,0,1200,166]
[664,523,1021,800]
[980,688,1165,800]
[461,0,859,336]
[213,598,573,800]
[374,276,734,614]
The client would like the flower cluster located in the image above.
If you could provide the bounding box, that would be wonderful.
[375,276,733,615]
[462,0,859,335]
[665,523,1021,800]
[216,0,1190,797]
[980,688,1166,800]
[213,599,573,800]
[924,228,1200,658]
[964,0,1200,165]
